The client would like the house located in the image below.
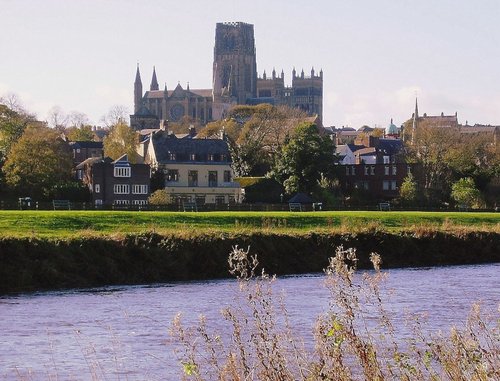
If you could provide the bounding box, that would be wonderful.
[140,129,243,205]
[76,154,150,207]
[336,135,411,201]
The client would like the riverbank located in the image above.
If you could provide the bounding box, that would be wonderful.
[1,229,499,294]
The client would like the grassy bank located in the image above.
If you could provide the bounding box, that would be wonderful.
[1,230,499,294]
[0,210,499,238]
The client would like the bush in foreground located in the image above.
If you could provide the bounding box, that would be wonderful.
[171,246,500,380]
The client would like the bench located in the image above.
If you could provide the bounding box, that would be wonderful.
[289,202,302,212]
[53,200,71,210]
[378,202,391,211]
[183,201,198,212]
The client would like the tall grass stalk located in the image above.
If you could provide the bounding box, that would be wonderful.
[171,246,500,380]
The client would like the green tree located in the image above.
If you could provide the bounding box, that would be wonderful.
[3,124,73,198]
[0,104,34,156]
[103,121,139,163]
[272,122,335,194]
[399,173,418,206]
[451,177,483,209]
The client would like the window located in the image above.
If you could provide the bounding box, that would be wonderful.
[383,156,390,164]
[114,166,131,177]
[95,199,103,206]
[351,166,355,175]
[169,153,176,161]
[346,166,350,176]
[190,153,196,161]
[392,165,397,175]
[370,166,375,175]
[384,166,390,176]
[383,181,389,190]
[113,184,130,194]
[76,148,81,153]
[208,154,214,161]
[94,184,100,193]
[391,180,397,190]
[114,200,130,205]
[407,166,412,175]
[208,171,218,187]
[364,166,369,175]
[132,200,148,205]
[132,184,148,194]
[166,169,179,182]
[223,170,231,183]
[188,171,198,187]
[221,154,227,162]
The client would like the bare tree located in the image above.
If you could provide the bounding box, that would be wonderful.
[67,111,90,128]
[101,105,129,127]
[0,92,26,113]
[47,106,68,130]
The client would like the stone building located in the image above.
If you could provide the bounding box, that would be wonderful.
[130,22,323,130]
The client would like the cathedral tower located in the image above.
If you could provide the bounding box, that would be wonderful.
[212,22,257,118]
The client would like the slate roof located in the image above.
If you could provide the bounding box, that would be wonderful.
[151,131,231,164]
[144,88,212,99]
[69,141,103,149]
[377,138,403,155]
[288,193,313,204]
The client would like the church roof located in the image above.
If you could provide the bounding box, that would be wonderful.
[144,88,212,99]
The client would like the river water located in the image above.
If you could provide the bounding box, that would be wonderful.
[1,263,499,380]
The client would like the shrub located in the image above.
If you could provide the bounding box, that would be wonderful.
[148,189,171,205]
[171,246,500,380]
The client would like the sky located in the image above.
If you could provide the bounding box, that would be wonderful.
[1,0,500,128]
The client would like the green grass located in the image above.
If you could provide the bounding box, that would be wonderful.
[0,210,499,238]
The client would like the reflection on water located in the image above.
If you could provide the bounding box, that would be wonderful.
[1,263,498,380]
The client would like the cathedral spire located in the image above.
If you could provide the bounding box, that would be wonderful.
[150,66,159,91]
[134,63,143,114]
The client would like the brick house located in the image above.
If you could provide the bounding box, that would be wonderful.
[336,137,416,201]
[76,154,150,207]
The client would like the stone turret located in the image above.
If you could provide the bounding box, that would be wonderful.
[134,64,143,113]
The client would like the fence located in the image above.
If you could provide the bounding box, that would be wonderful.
[0,199,498,213]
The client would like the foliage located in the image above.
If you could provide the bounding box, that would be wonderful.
[198,104,309,177]
[405,122,457,204]
[314,173,342,206]
[148,189,171,205]
[103,121,139,163]
[272,122,336,194]
[0,103,34,156]
[2,124,73,199]
[171,246,500,380]
[150,169,166,193]
[167,116,203,134]
[399,172,418,205]
[238,177,284,203]
[66,125,95,141]
[451,177,483,209]
[50,181,91,202]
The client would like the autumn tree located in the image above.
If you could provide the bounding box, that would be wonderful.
[3,123,73,198]
[66,125,95,141]
[272,122,335,194]
[103,121,139,163]
[198,104,309,176]
[399,173,418,206]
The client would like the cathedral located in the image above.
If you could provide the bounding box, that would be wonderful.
[130,22,323,130]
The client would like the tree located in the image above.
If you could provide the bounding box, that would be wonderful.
[451,177,483,209]
[198,104,309,177]
[272,122,335,194]
[47,106,68,130]
[66,125,95,141]
[3,124,73,198]
[399,173,418,206]
[404,121,458,204]
[101,105,129,128]
[103,121,139,163]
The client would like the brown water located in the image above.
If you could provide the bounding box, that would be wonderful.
[1,263,498,380]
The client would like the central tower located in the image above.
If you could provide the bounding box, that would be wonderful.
[212,22,257,118]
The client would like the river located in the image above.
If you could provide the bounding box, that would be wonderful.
[1,263,499,380]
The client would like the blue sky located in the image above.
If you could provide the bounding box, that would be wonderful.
[1,0,499,128]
